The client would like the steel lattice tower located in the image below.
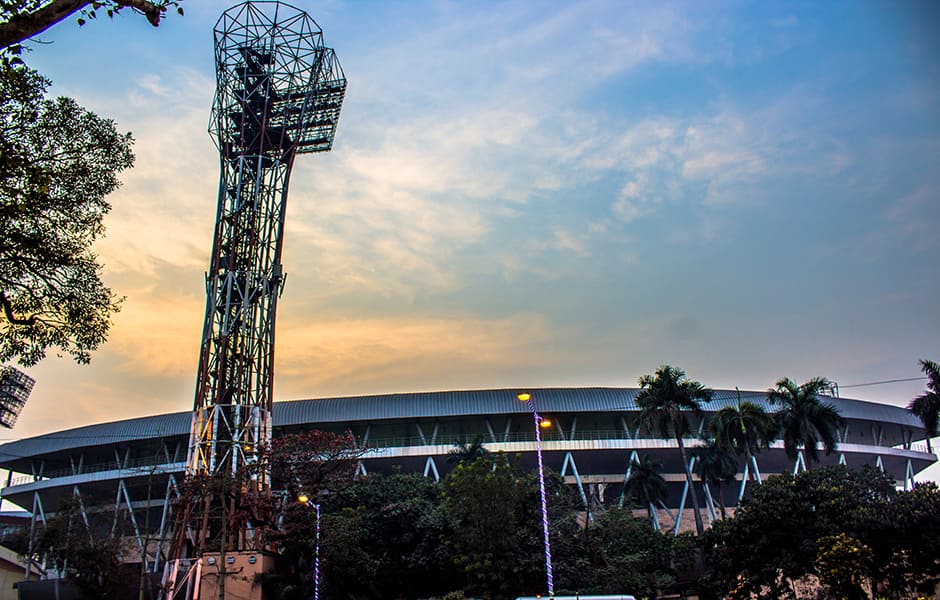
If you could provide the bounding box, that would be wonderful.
[163,2,345,597]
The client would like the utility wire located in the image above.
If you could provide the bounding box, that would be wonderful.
[838,376,927,389]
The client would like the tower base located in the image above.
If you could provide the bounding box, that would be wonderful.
[196,551,275,600]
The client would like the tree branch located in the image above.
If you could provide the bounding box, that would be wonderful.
[114,0,164,26]
[0,0,88,49]
[0,0,170,50]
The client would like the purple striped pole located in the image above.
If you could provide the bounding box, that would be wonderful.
[519,392,554,597]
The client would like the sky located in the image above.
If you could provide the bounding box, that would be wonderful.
[4,1,939,475]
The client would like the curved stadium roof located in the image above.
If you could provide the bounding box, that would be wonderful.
[0,387,924,471]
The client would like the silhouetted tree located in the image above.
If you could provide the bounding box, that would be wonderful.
[623,455,668,526]
[692,440,737,519]
[1,63,132,366]
[710,393,776,484]
[636,365,711,536]
[908,359,940,454]
[767,377,843,464]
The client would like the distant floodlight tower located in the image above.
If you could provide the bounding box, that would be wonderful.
[0,366,34,429]
[162,2,345,597]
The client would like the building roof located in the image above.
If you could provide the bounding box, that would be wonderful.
[0,387,923,470]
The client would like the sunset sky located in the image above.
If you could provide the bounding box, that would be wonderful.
[5,1,939,475]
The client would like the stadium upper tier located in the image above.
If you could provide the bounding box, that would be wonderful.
[0,387,934,521]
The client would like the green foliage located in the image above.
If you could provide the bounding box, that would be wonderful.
[815,532,872,600]
[252,432,939,600]
[867,481,940,597]
[441,456,546,599]
[701,466,899,598]
[0,63,132,366]
[322,472,454,599]
[575,508,678,597]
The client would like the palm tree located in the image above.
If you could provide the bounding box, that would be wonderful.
[908,359,940,454]
[636,365,711,536]
[691,440,738,519]
[710,391,777,484]
[447,435,490,465]
[767,377,844,465]
[623,455,668,527]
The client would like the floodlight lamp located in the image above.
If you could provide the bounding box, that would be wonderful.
[517,392,531,402]
[539,418,552,429]
[298,494,309,504]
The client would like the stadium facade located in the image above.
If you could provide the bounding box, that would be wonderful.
[0,387,934,574]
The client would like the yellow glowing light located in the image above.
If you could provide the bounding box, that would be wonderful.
[539,418,552,428]
[517,392,531,402]
[297,494,309,504]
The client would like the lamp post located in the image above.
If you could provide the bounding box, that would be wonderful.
[298,495,321,600]
[517,391,554,597]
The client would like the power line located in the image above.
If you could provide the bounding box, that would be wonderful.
[839,376,928,389]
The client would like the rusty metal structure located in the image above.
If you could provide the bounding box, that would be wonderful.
[162,2,345,596]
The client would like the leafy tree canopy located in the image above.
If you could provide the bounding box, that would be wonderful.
[702,465,909,599]
[0,64,132,366]
[441,456,547,598]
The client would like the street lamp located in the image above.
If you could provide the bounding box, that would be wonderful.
[518,391,554,597]
[298,494,321,600]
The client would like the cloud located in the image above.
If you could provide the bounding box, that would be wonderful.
[273,312,555,397]
[875,183,940,254]
[89,68,218,277]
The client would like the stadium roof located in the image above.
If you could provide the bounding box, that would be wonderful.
[0,387,923,470]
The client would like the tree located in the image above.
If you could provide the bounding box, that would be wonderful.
[577,508,678,597]
[27,496,139,599]
[866,482,940,597]
[767,377,844,465]
[815,532,873,600]
[1,63,132,366]
[441,456,546,599]
[319,473,455,599]
[0,0,182,51]
[260,430,366,600]
[269,430,363,501]
[908,359,940,454]
[710,394,776,484]
[623,454,668,526]
[636,365,711,536]
[691,440,738,519]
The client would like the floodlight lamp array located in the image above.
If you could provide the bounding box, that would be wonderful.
[0,366,34,429]
[210,1,347,164]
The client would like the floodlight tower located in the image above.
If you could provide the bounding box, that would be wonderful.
[163,2,345,597]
